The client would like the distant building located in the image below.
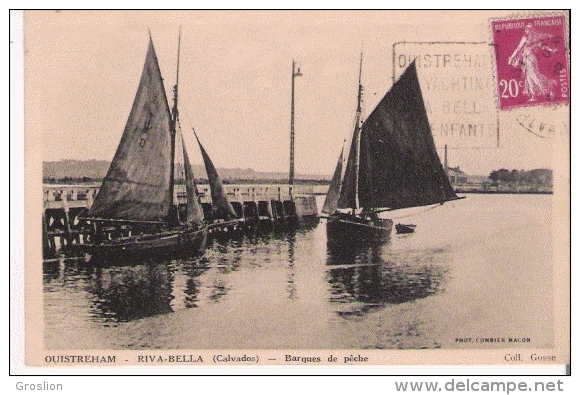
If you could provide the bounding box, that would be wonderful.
[466,175,489,184]
[447,166,468,184]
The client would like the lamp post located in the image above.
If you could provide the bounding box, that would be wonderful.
[289,60,302,187]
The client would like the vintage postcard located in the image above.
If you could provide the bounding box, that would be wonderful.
[14,10,569,373]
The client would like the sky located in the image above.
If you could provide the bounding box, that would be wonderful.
[24,10,567,176]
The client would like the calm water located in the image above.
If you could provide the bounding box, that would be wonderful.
[43,194,554,350]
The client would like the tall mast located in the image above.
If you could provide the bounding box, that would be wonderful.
[169,26,182,219]
[289,60,302,187]
[353,52,363,213]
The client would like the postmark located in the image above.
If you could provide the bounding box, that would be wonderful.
[492,15,569,110]
[516,113,568,139]
[393,42,499,149]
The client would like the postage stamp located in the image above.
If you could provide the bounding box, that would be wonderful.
[491,15,569,110]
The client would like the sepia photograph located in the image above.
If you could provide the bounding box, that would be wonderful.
[15,9,569,370]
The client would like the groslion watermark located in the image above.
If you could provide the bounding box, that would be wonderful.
[16,382,63,391]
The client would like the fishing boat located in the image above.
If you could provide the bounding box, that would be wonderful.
[322,56,462,243]
[193,130,244,233]
[81,32,208,259]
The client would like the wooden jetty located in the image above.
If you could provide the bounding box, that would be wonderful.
[42,183,322,258]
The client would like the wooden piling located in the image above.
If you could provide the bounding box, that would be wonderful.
[42,183,322,259]
[42,212,53,259]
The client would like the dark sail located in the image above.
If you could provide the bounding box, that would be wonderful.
[194,133,238,220]
[181,135,205,226]
[89,39,173,221]
[337,125,359,209]
[358,61,457,210]
[322,148,343,214]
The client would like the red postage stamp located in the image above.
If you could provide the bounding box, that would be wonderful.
[492,15,569,110]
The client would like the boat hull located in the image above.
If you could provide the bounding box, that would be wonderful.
[326,214,393,244]
[80,226,208,262]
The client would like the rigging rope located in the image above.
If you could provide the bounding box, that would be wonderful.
[386,203,442,220]
[180,103,195,134]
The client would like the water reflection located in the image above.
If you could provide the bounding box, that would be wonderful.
[286,232,297,300]
[43,260,62,283]
[43,257,92,291]
[183,258,210,308]
[206,225,308,302]
[44,220,327,326]
[326,241,447,317]
[86,261,175,323]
